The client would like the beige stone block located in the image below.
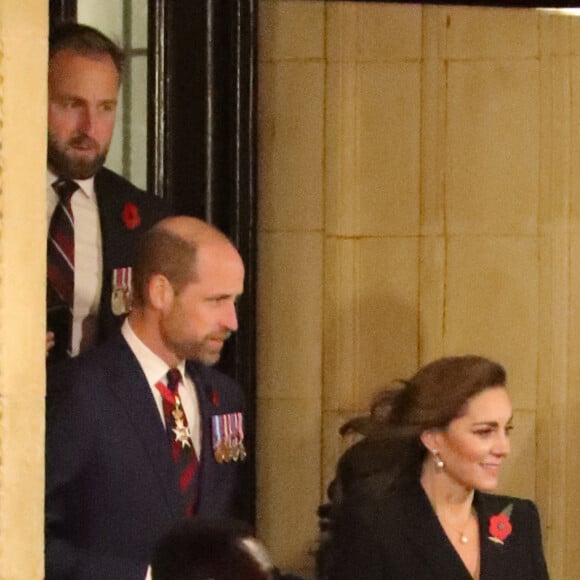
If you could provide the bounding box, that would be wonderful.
[539,10,573,57]
[569,236,580,376]
[2,36,47,185]
[535,226,569,573]
[564,347,580,578]
[498,409,536,500]
[1,34,47,375]
[571,56,580,225]
[259,61,324,231]
[321,409,362,500]
[259,0,324,62]
[326,2,422,63]
[325,62,420,237]
[0,5,47,579]
[0,0,46,38]
[325,62,359,236]
[572,16,580,55]
[324,237,419,411]
[323,238,358,411]
[325,2,358,64]
[257,231,323,400]
[422,5,448,61]
[357,3,422,62]
[256,397,321,572]
[445,237,538,411]
[357,62,420,236]
[564,255,580,564]
[419,236,445,363]
[0,393,45,578]
[420,44,446,237]
[445,5,538,60]
[358,238,420,391]
[446,60,539,236]
[538,53,571,232]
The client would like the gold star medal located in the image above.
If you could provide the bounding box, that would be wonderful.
[171,396,192,448]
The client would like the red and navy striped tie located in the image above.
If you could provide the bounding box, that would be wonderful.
[159,369,199,516]
[47,179,78,356]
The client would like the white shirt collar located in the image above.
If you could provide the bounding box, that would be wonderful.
[121,318,186,386]
[47,169,95,200]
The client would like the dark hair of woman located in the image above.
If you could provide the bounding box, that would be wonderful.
[316,355,507,579]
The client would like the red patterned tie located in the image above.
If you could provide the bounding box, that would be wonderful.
[156,369,199,516]
[47,179,78,356]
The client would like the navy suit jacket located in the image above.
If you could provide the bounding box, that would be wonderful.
[47,167,168,363]
[45,333,246,580]
[327,483,549,580]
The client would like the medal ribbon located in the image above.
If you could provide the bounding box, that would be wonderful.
[155,369,199,515]
[155,380,178,407]
[212,412,246,463]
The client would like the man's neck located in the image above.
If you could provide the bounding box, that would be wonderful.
[126,311,181,368]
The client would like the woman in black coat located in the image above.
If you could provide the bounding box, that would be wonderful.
[317,355,549,580]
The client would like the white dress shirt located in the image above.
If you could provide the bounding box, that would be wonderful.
[47,170,102,355]
[122,319,202,580]
[121,319,201,455]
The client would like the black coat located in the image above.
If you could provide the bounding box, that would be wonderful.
[326,483,549,580]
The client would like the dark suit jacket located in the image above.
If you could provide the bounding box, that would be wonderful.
[45,333,246,580]
[48,167,168,363]
[327,483,549,580]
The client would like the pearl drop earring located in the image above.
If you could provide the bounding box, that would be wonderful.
[432,450,444,470]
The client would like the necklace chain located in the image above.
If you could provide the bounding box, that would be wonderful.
[439,508,476,545]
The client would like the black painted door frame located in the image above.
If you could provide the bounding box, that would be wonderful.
[147,0,257,522]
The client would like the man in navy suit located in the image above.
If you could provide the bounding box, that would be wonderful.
[45,216,247,580]
[47,23,167,363]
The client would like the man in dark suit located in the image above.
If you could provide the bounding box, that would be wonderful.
[46,216,248,580]
[47,23,167,363]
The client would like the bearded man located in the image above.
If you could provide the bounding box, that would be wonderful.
[47,23,167,363]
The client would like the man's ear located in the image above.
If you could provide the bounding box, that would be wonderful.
[147,274,174,311]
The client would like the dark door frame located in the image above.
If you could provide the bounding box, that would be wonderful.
[147,0,258,523]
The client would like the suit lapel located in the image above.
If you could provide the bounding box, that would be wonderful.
[94,169,115,274]
[94,170,123,339]
[187,361,214,493]
[476,493,512,580]
[397,485,474,579]
[107,335,183,518]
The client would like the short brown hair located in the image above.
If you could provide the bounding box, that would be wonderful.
[49,22,124,75]
[132,227,199,308]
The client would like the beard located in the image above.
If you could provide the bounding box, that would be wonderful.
[47,131,108,179]
[162,317,232,366]
[168,335,229,366]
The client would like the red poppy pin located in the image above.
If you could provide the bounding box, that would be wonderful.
[122,202,141,230]
[488,503,513,544]
[211,389,220,407]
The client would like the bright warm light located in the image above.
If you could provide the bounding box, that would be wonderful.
[539,8,580,16]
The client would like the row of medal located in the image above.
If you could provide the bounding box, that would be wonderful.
[212,412,246,463]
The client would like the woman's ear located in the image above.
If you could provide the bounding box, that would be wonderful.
[420,430,438,452]
[148,274,174,311]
